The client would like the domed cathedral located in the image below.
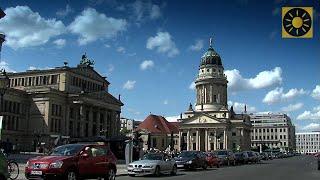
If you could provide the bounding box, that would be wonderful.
[178,38,252,152]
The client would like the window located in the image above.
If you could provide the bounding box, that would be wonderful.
[275,129,277,133]
[280,135,282,139]
[259,129,261,133]
[232,132,236,136]
[280,129,282,132]
[267,129,269,133]
[284,135,286,139]
[193,143,196,150]
[271,129,273,133]
[283,129,286,132]
[263,129,265,133]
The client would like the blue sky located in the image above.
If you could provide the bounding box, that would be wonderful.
[0,0,319,132]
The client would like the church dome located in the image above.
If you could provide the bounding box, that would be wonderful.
[200,46,222,66]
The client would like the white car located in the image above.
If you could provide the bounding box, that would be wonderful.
[127,153,177,177]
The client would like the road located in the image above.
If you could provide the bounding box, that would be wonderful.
[118,155,319,180]
[16,155,319,180]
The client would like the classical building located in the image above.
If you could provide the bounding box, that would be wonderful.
[178,39,252,152]
[136,114,179,151]
[296,132,320,154]
[1,55,123,151]
[249,113,296,152]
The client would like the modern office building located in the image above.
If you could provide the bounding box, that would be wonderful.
[296,132,320,154]
[1,54,123,151]
[250,113,296,152]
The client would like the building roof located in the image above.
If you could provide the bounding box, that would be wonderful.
[136,114,179,134]
[0,8,5,19]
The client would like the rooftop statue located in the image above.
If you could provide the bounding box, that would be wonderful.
[80,53,95,66]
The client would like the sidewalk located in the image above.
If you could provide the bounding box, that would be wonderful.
[17,163,128,177]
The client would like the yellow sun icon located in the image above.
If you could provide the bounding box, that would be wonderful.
[282,7,313,38]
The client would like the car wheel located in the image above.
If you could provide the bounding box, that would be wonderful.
[202,162,208,170]
[171,165,177,175]
[66,170,77,180]
[216,163,220,168]
[154,166,160,177]
[106,168,116,180]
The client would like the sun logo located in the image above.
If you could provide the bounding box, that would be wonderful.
[282,7,313,38]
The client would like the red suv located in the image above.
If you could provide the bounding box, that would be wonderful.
[25,143,117,180]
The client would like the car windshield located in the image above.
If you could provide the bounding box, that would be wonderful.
[143,154,163,160]
[178,151,197,158]
[216,151,227,155]
[50,144,84,156]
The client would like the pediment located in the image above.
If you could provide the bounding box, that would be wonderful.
[70,66,109,84]
[181,113,225,125]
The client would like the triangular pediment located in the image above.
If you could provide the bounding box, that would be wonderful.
[70,65,109,84]
[180,113,225,125]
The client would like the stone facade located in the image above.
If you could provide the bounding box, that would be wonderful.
[1,58,123,151]
[178,40,252,152]
[250,113,296,152]
[296,132,320,154]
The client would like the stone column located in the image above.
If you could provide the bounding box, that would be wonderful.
[196,129,199,150]
[178,131,182,151]
[223,129,226,149]
[205,129,208,151]
[187,130,190,151]
[214,129,217,150]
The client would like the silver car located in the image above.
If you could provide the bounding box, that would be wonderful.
[127,153,177,177]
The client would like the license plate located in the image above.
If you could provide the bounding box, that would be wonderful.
[133,168,142,172]
[177,165,184,168]
[31,171,42,175]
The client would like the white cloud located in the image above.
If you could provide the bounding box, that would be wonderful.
[163,99,169,105]
[0,6,66,49]
[225,67,282,93]
[28,66,37,70]
[313,106,320,112]
[263,87,307,104]
[165,115,180,122]
[104,44,111,48]
[150,5,161,19]
[127,108,141,115]
[53,39,66,48]
[0,61,16,72]
[228,101,256,113]
[116,46,126,53]
[131,0,161,22]
[301,123,320,132]
[297,110,320,120]
[56,4,73,17]
[189,82,196,90]
[281,103,304,112]
[140,60,154,70]
[311,85,320,100]
[146,32,179,57]
[189,39,203,51]
[123,80,136,90]
[106,64,114,75]
[68,8,127,45]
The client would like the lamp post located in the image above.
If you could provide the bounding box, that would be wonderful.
[0,69,9,141]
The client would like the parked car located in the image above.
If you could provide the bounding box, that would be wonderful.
[317,155,320,170]
[254,152,262,162]
[127,153,177,177]
[260,152,269,160]
[245,151,258,164]
[214,150,236,166]
[234,152,249,164]
[174,151,208,170]
[205,152,221,168]
[0,150,9,180]
[275,152,285,159]
[25,143,117,180]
